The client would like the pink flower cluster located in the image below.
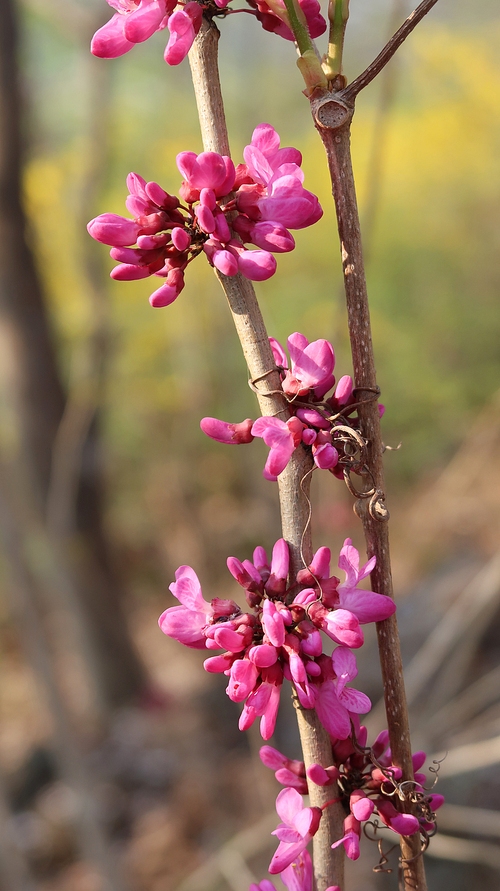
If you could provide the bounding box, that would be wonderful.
[91,0,326,67]
[159,538,396,740]
[87,125,322,307]
[91,0,203,66]
[202,332,382,480]
[261,733,444,867]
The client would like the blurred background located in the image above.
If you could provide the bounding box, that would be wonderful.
[0,0,499,888]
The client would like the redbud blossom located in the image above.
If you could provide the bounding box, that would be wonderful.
[88,127,321,304]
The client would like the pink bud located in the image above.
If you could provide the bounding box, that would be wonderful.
[171,227,191,251]
[200,417,254,444]
[88,213,141,247]
[91,13,135,59]
[164,2,203,66]
[334,375,354,406]
[237,249,277,281]
[110,263,151,281]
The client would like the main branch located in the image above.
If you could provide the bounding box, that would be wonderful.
[310,90,427,890]
[188,17,345,890]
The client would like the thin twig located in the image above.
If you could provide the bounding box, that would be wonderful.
[342,0,440,102]
[188,17,345,890]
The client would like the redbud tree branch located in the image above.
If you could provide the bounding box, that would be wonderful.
[308,87,427,891]
[188,17,345,891]
[342,0,440,102]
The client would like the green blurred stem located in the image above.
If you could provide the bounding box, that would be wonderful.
[281,0,328,94]
[323,0,349,82]
[188,17,345,891]
[282,0,313,55]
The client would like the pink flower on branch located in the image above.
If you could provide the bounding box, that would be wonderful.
[200,332,386,483]
[269,788,322,874]
[91,0,326,66]
[260,732,444,864]
[88,127,322,304]
[159,538,387,741]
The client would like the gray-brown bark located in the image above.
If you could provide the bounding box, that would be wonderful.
[311,91,427,890]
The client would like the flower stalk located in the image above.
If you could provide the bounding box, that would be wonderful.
[323,0,350,85]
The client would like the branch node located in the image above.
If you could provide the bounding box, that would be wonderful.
[311,95,352,131]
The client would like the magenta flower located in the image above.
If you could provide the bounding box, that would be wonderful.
[159,539,393,741]
[201,331,368,481]
[238,662,283,739]
[91,0,203,66]
[281,850,313,891]
[158,565,212,649]
[164,2,203,64]
[335,538,397,623]
[246,0,326,43]
[331,815,362,861]
[260,727,444,863]
[251,416,303,481]
[269,788,322,874]
[88,127,321,304]
[313,651,370,740]
[271,333,335,399]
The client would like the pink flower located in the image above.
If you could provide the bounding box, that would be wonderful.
[313,651,370,740]
[200,418,254,444]
[238,663,283,739]
[251,416,303,480]
[270,333,335,399]
[91,0,201,66]
[158,565,212,649]
[91,0,171,59]
[336,539,397,623]
[246,0,326,43]
[87,213,142,246]
[281,849,313,891]
[269,788,322,874]
[331,815,362,861]
[164,2,202,65]
[89,127,321,304]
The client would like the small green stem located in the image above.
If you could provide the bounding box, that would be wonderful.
[323,0,349,83]
[282,0,313,54]
[282,0,328,94]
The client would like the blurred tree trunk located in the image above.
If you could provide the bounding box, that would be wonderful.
[0,0,147,710]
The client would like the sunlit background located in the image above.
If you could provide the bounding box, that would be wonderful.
[0,0,499,888]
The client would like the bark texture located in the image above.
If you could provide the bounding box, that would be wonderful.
[311,91,427,890]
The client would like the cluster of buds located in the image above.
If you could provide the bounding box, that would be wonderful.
[91,0,326,67]
[159,538,396,739]
[202,332,383,480]
[260,732,444,873]
[87,126,322,307]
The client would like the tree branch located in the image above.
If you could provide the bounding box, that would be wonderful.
[342,0,440,102]
[188,18,345,890]
[310,90,427,890]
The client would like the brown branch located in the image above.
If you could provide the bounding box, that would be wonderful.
[310,91,427,890]
[188,18,345,890]
[342,0,440,102]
